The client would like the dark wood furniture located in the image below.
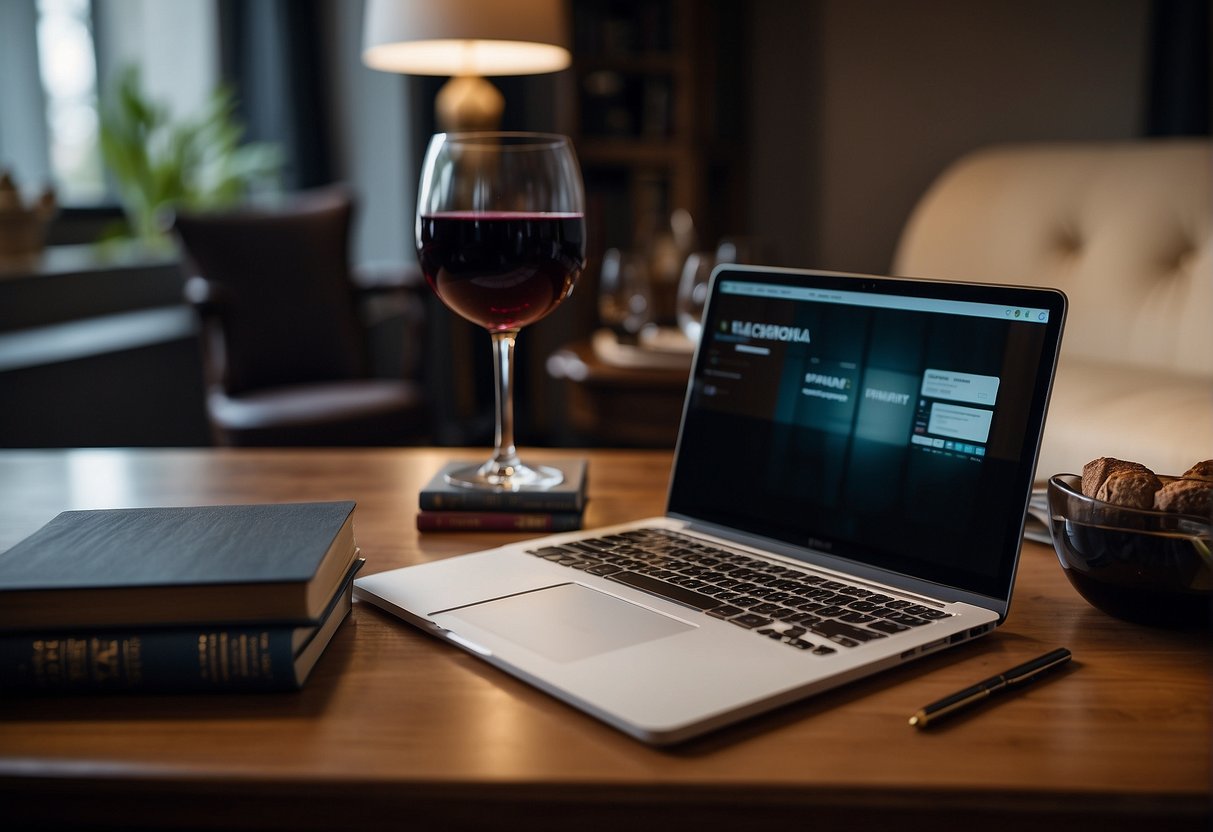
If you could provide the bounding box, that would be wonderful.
[569,0,749,257]
[0,447,1208,831]
[0,241,210,447]
[172,187,429,446]
[546,337,690,445]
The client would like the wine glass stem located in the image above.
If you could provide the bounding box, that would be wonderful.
[488,329,522,475]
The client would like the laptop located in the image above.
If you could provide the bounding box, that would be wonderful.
[355,265,1067,745]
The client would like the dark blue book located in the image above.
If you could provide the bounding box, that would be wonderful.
[0,559,362,694]
[418,460,588,512]
[0,501,357,632]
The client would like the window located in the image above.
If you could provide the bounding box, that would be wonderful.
[0,0,218,207]
[36,0,104,203]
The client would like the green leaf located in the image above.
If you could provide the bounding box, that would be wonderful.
[96,62,284,243]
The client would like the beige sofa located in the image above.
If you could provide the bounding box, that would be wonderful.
[894,140,1212,481]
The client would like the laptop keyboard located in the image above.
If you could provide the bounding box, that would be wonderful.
[527,528,951,654]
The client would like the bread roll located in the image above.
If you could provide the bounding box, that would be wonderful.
[1154,479,1213,516]
[1082,457,1152,499]
[1180,460,1213,483]
[1094,469,1163,510]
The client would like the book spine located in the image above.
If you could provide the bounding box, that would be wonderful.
[419,491,583,512]
[416,511,583,532]
[0,625,304,694]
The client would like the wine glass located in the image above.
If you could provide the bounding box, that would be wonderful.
[676,237,764,343]
[597,247,652,341]
[675,250,714,343]
[416,132,586,491]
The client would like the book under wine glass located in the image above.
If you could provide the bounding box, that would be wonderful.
[417,460,588,532]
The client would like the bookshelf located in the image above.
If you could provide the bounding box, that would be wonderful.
[567,0,749,313]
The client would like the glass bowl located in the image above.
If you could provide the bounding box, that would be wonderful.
[1047,474,1212,629]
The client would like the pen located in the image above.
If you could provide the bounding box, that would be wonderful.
[908,647,1072,728]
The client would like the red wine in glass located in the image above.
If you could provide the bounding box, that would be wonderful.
[416,132,587,491]
[418,211,584,332]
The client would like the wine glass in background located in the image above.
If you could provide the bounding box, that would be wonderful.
[417,132,586,490]
[675,250,714,343]
[676,237,764,343]
[597,247,652,341]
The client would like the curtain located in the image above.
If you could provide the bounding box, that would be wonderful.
[218,0,333,189]
[1146,0,1210,136]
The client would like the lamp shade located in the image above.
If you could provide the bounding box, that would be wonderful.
[362,0,571,77]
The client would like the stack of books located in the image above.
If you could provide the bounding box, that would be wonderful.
[0,501,362,694]
[417,460,588,532]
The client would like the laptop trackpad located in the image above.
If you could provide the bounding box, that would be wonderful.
[432,583,694,663]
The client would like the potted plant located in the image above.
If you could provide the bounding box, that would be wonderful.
[98,66,282,247]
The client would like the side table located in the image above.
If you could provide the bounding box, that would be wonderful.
[546,334,692,446]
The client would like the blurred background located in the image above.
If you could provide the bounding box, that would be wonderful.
[0,0,1207,449]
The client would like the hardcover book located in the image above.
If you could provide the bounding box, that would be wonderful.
[0,559,363,694]
[0,501,358,631]
[416,510,583,533]
[418,460,588,512]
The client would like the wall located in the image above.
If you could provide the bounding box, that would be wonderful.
[748,0,1151,275]
[0,1,50,186]
[94,0,220,122]
[323,0,415,267]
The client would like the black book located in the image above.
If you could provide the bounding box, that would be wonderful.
[418,460,588,512]
[0,559,363,694]
[0,501,357,631]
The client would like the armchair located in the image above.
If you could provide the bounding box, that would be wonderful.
[172,186,429,446]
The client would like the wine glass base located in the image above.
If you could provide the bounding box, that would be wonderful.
[444,460,565,492]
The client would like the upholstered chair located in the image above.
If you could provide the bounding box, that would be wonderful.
[173,186,430,446]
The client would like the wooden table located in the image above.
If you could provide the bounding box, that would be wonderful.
[0,448,1208,831]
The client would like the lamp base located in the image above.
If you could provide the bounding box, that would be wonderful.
[436,75,504,131]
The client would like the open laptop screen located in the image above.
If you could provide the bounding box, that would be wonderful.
[667,266,1066,601]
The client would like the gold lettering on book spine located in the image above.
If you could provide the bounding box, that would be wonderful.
[65,638,88,684]
[259,632,272,677]
[235,633,248,677]
[28,637,140,688]
[197,634,212,681]
[194,632,274,684]
[31,639,62,684]
[218,632,230,683]
[122,637,143,685]
[90,638,120,683]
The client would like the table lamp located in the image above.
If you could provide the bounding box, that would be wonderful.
[361,0,571,131]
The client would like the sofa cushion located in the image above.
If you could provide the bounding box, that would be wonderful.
[1039,354,1213,480]
[894,140,1212,481]
[894,140,1212,377]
